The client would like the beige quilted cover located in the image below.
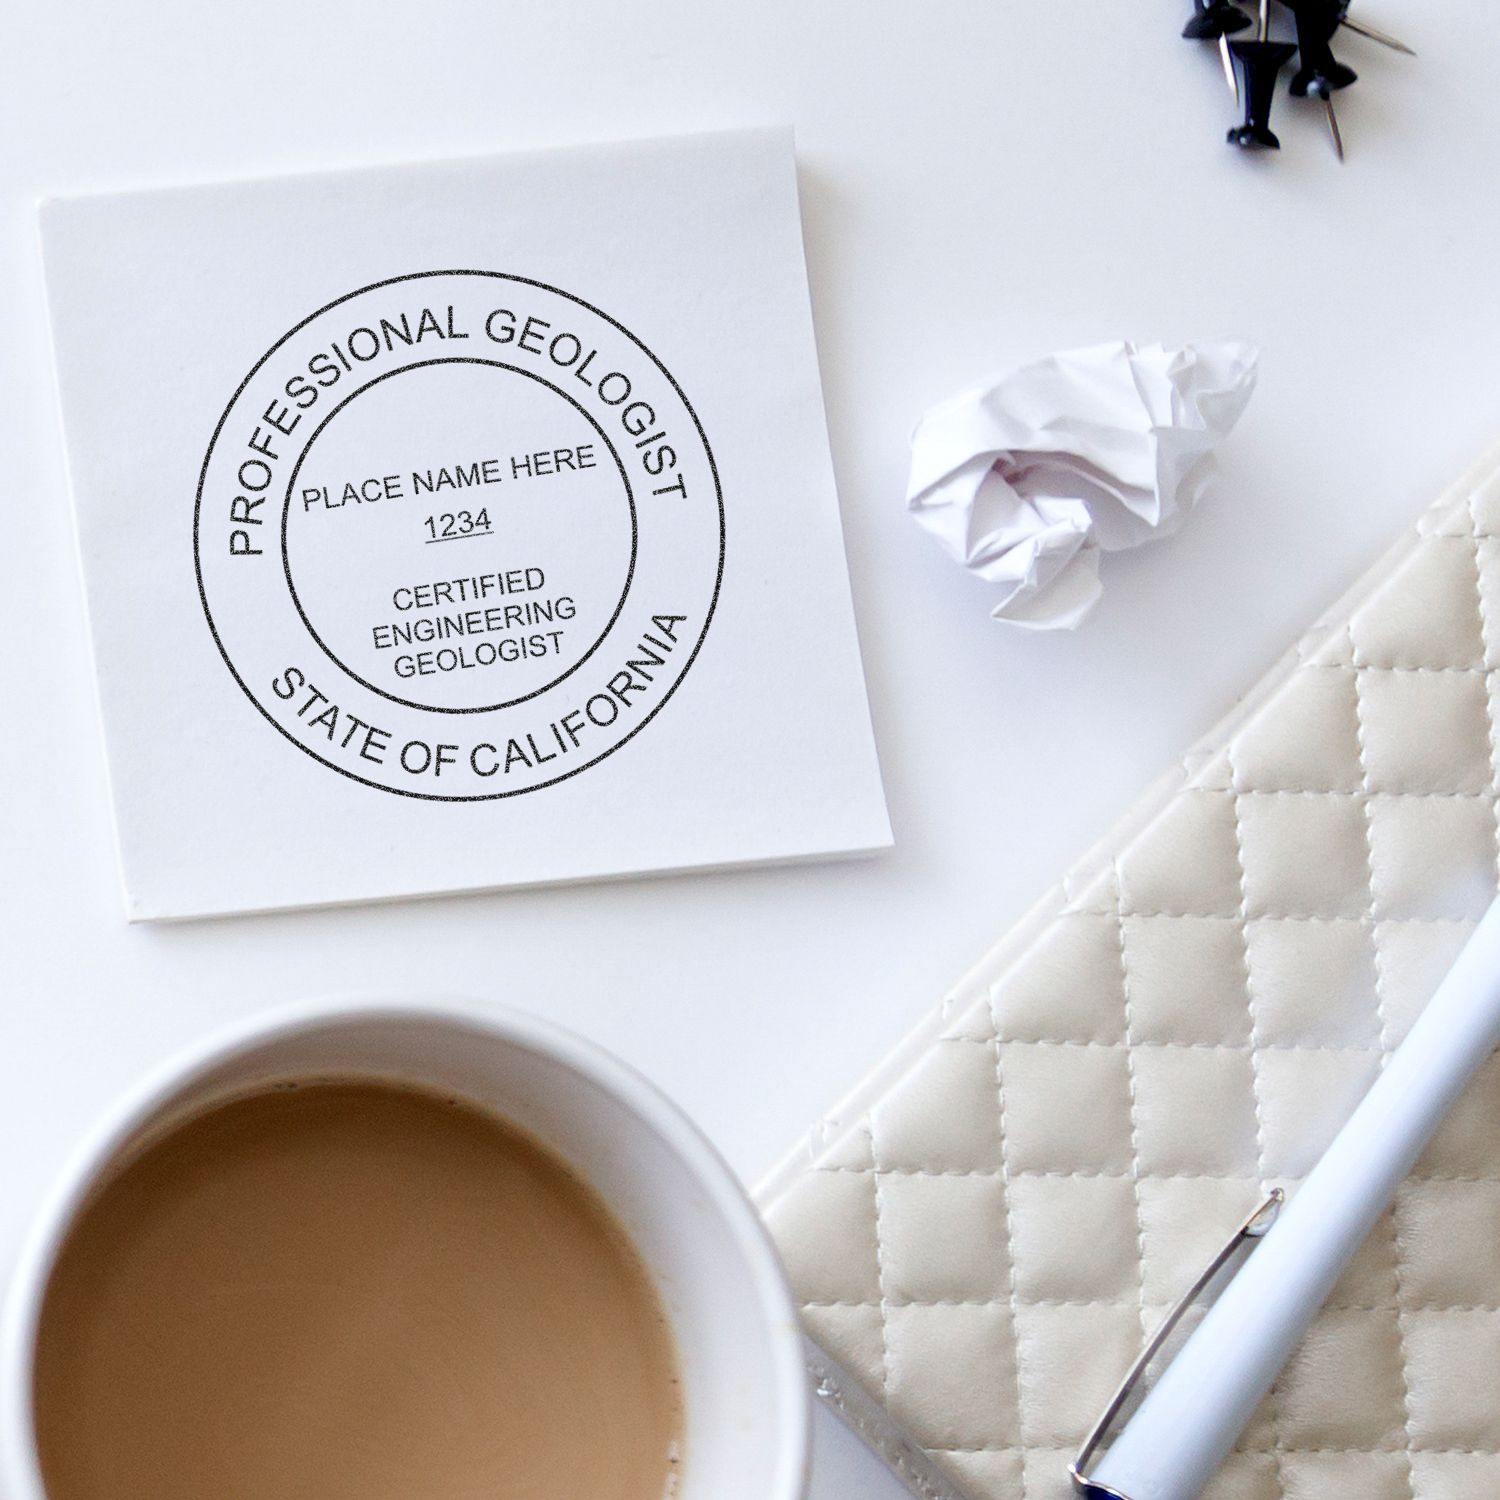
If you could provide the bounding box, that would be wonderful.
[760,446,1500,1500]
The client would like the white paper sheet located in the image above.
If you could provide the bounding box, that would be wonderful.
[41,130,891,919]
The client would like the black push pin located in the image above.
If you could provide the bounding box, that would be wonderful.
[1227,0,1298,150]
[1289,0,1358,94]
[1183,0,1251,101]
[1287,0,1356,159]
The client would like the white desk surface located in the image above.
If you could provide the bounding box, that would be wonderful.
[2,3,1494,1495]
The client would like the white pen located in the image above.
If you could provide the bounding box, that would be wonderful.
[1072,893,1500,1500]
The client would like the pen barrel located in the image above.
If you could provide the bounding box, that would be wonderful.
[1090,894,1500,1500]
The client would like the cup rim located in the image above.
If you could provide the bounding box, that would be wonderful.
[0,994,811,1500]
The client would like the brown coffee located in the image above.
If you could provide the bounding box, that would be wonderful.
[33,1081,683,1500]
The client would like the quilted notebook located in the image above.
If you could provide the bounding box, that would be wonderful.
[759,444,1500,1500]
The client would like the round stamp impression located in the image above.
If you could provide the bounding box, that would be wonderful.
[195,272,724,800]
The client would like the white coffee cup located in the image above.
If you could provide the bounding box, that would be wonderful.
[0,997,810,1500]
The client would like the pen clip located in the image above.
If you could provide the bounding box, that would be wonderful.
[1068,1187,1284,1498]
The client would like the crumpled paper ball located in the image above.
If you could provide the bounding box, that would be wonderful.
[906,340,1259,630]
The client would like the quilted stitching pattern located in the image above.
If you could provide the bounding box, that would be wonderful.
[761,450,1500,1500]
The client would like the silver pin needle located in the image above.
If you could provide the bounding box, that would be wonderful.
[1323,93,1345,159]
[1220,32,1240,103]
[1259,0,1270,42]
[1341,15,1417,55]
